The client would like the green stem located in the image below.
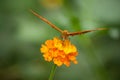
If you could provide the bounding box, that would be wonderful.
[49,64,57,80]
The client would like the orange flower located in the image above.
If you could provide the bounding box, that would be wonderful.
[40,37,78,67]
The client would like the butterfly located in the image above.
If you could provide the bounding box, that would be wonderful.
[30,9,107,39]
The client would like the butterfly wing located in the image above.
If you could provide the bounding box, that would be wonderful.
[30,9,63,33]
[68,28,107,36]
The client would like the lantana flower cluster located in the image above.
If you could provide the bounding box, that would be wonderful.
[40,37,78,67]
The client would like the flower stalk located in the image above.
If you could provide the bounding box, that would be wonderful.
[49,64,57,80]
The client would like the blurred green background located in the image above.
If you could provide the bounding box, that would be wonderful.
[0,0,120,80]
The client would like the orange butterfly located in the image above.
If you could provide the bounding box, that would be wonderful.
[30,9,107,39]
